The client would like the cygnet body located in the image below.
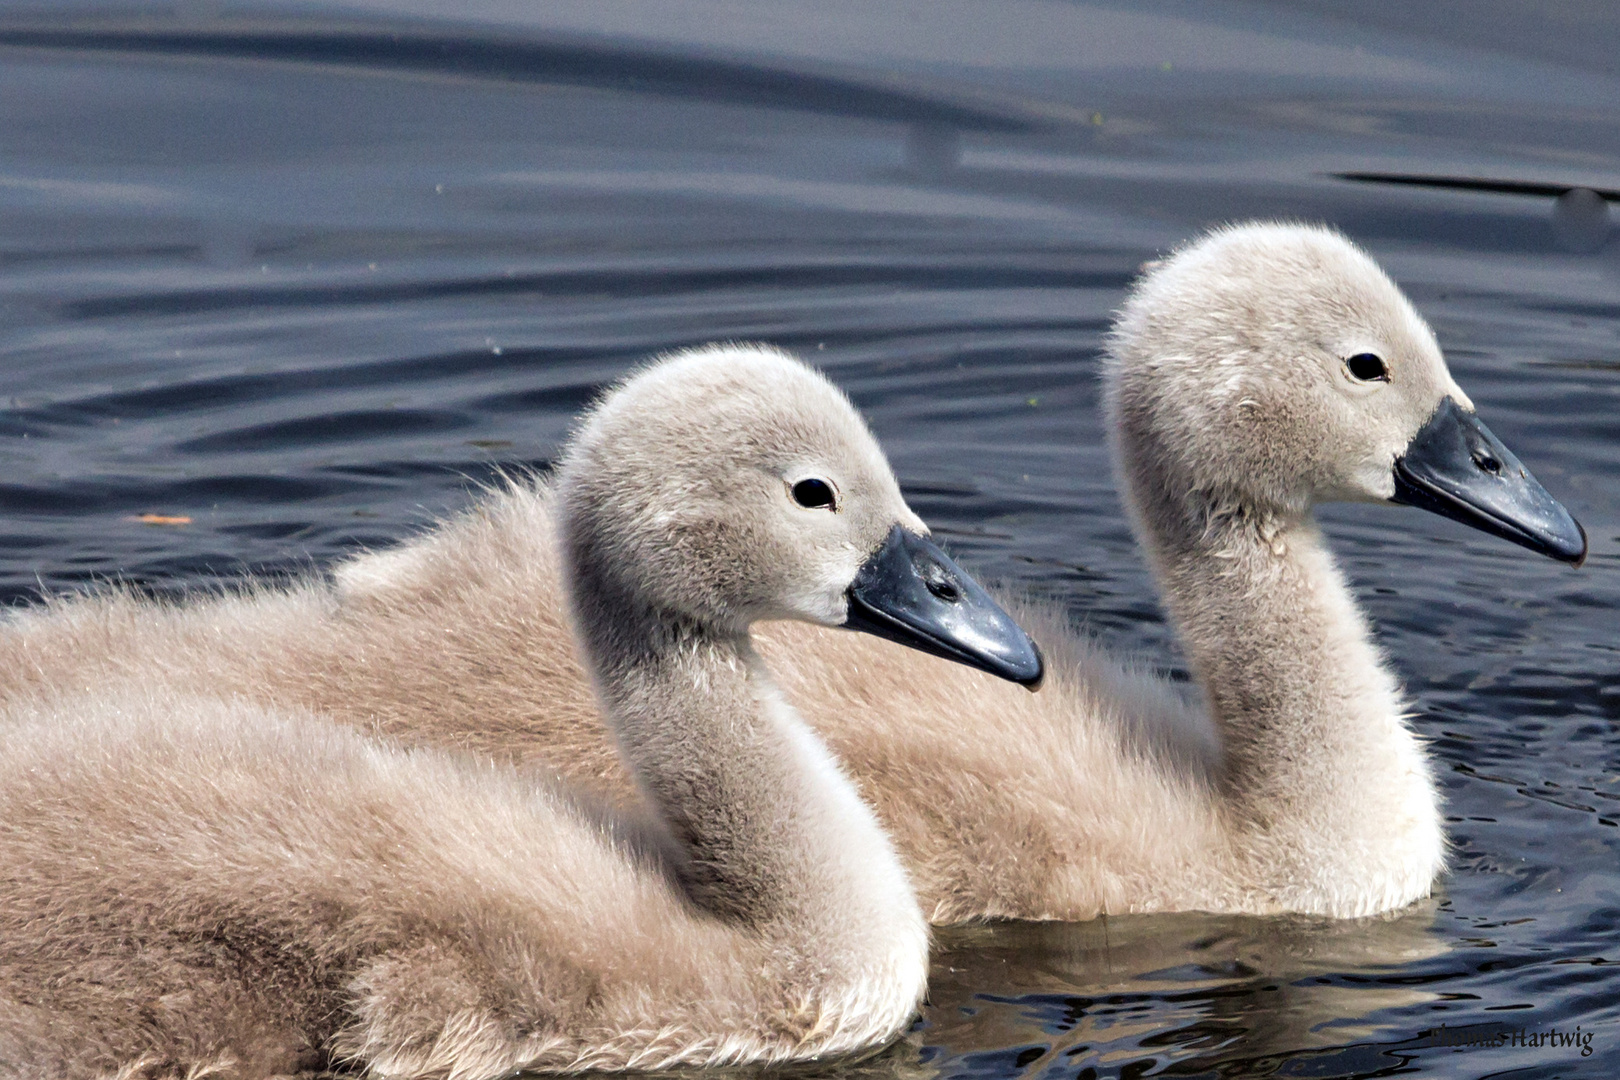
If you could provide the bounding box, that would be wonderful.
[0,349,1041,1078]
[0,225,1582,925]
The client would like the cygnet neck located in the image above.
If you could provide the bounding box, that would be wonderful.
[1122,456,1442,903]
[566,550,924,966]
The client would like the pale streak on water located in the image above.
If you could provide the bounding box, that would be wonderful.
[0,1,1617,1076]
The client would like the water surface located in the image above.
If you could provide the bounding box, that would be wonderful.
[2,2,1618,1075]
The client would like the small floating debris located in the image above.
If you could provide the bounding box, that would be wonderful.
[1553,188,1610,253]
[132,513,192,526]
[1331,172,1615,252]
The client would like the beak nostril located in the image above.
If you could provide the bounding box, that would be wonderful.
[921,563,962,602]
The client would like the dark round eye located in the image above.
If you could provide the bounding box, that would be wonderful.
[1345,353,1389,382]
[790,478,837,510]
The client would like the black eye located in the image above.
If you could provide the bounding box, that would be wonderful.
[791,478,837,510]
[1346,353,1389,382]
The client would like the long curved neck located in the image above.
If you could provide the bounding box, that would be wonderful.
[1124,465,1443,908]
[568,566,925,970]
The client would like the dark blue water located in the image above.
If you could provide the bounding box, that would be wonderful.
[2,1,1618,1075]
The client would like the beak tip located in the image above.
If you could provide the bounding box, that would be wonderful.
[1561,519,1589,568]
[1538,508,1588,566]
[1017,640,1046,691]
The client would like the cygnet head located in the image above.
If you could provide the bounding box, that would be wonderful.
[556,344,1043,685]
[1108,223,1585,564]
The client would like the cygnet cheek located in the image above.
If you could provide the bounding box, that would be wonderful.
[783,562,855,626]
[1338,455,1398,503]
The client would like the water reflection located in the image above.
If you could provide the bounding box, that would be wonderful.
[0,1,1617,1077]
[922,914,1448,1075]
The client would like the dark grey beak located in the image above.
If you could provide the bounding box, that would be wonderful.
[844,525,1045,688]
[1391,397,1587,566]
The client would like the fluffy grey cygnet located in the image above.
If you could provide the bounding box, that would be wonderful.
[0,349,1041,1078]
[0,224,1582,927]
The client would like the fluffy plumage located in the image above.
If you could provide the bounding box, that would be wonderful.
[0,348,934,1078]
[2,224,1481,926]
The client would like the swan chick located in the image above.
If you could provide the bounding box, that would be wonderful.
[0,229,1582,922]
[0,347,1040,1078]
